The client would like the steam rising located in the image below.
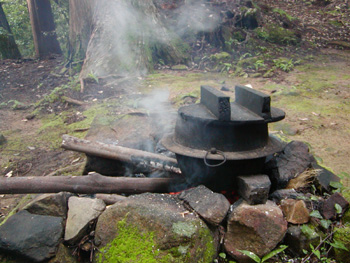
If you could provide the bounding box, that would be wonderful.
[82,0,222,79]
[172,2,221,36]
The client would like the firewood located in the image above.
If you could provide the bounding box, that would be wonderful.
[0,172,177,194]
[61,135,181,174]
[62,96,85,106]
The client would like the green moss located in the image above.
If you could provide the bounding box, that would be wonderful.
[197,227,216,263]
[255,24,299,45]
[342,189,350,222]
[37,102,110,149]
[171,64,188,70]
[210,52,231,62]
[97,217,171,263]
[333,225,350,262]
[272,8,297,22]
[172,221,197,238]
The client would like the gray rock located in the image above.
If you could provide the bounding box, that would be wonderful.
[48,244,77,263]
[269,189,303,203]
[95,193,216,263]
[224,200,287,262]
[321,192,349,220]
[64,197,106,244]
[284,225,320,257]
[178,185,230,225]
[22,192,75,218]
[265,141,316,189]
[311,163,341,192]
[236,174,271,205]
[0,210,63,262]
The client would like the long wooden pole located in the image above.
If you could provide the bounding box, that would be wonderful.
[0,173,177,194]
[61,134,181,174]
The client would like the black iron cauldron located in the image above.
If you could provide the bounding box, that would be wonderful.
[161,85,285,191]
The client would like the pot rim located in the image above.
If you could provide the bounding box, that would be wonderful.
[161,134,285,160]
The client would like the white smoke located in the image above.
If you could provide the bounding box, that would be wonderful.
[83,0,222,78]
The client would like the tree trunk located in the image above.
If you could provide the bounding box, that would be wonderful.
[26,0,62,57]
[69,0,190,81]
[0,3,21,59]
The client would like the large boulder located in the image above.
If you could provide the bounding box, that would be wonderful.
[94,193,216,263]
[224,200,287,262]
[0,210,63,262]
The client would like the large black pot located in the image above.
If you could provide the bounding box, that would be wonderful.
[161,85,285,191]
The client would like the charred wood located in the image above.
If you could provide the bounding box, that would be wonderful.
[61,135,181,174]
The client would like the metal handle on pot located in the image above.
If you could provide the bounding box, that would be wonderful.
[204,148,227,167]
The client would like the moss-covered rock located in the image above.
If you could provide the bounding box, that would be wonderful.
[210,52,231,62]
[333,225,350,263]
[255,24,300,45]
[342,189,350,223]
[94,193,216,263]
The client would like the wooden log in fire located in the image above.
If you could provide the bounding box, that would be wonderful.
[61,135,181,174]
[0,173,177,194]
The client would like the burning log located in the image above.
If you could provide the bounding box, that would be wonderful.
[0,173,177,194]
[61,135,181,174]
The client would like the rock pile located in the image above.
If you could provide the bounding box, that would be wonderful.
[0,140,349,263]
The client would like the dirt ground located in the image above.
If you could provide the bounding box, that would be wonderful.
[1,0,350,223]
[1,48,350,223]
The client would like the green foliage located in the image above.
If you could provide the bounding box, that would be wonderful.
[255,24,299,45]
[210,52,231,62]
[51,0,69,57]
[2,0,33,57]
[333,225,350,263]
[218,252,237,263]
[254,59,266,71]
[238,245,288,263]
[2,0,69,58]
[301,224,319,239]
[310,210,323,219]
[87,72,99,83]
[273,58,299,72]
[329,239,349,252]
[220,62,234,73]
